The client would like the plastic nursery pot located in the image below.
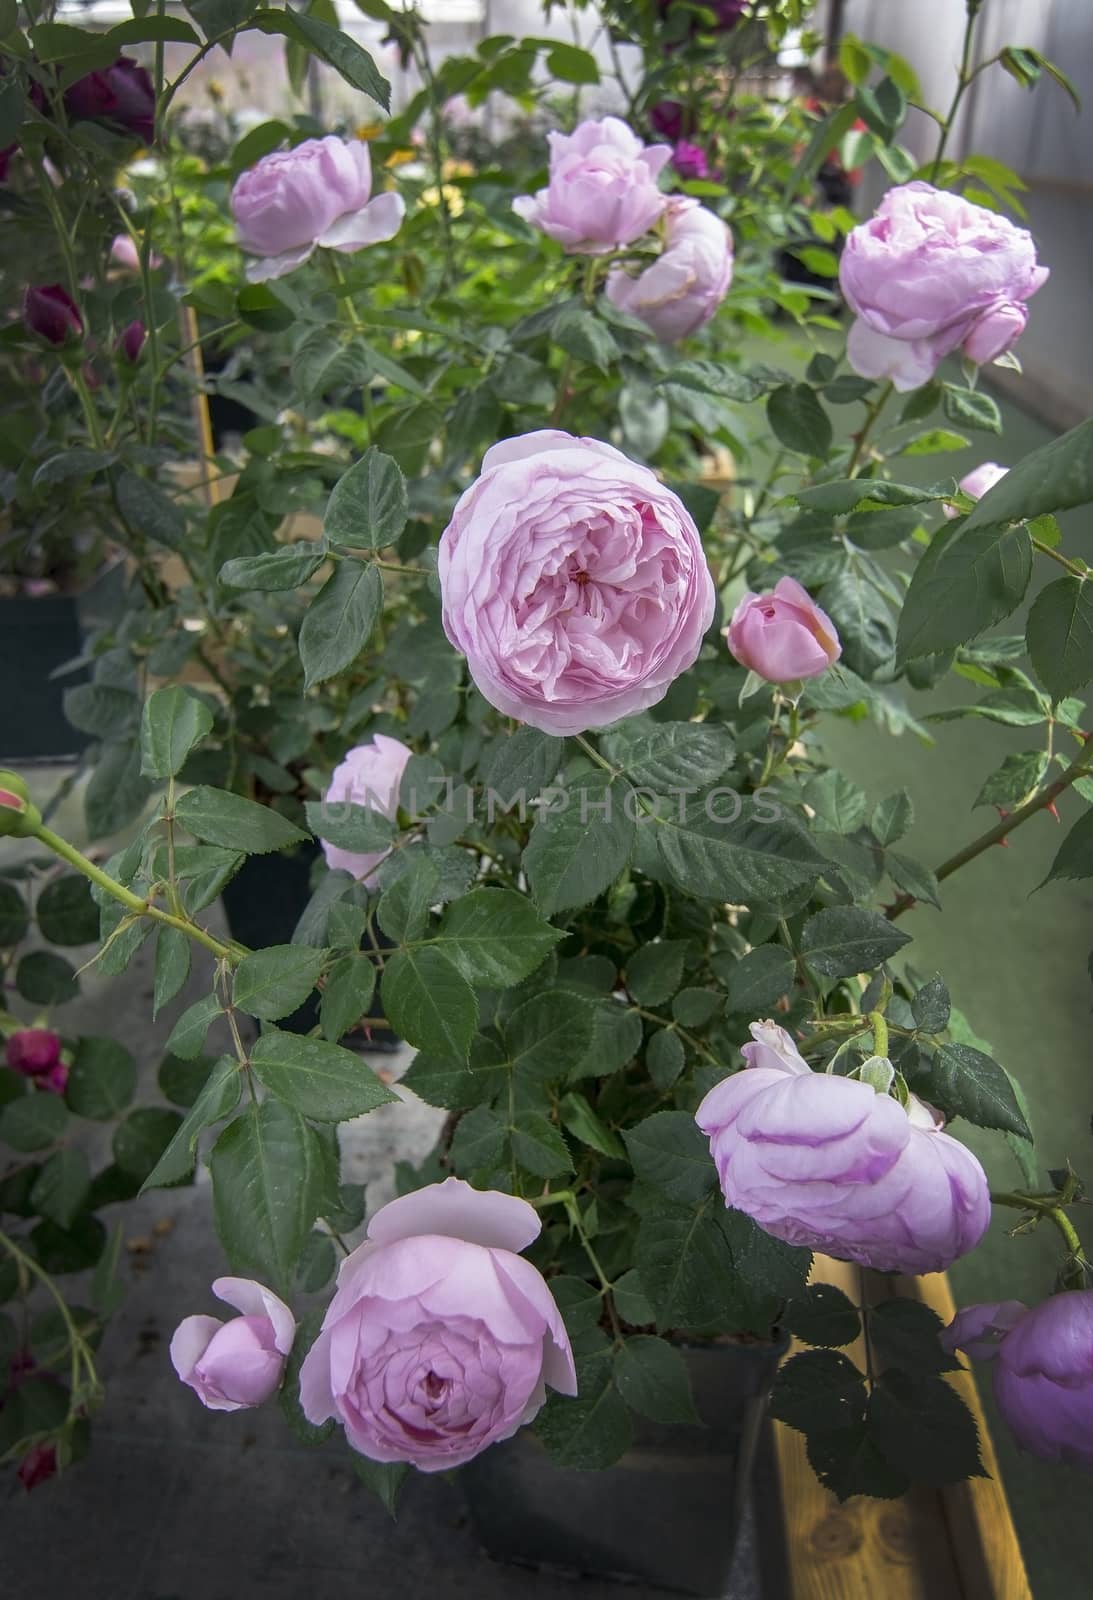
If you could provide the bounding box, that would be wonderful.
[219,843,399,1048]
[0,562,125,763]
[462,1335,789,1598]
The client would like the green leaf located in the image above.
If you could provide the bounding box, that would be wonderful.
[523,773,635,917]
[869,1298,960,1375]
[251,8,390,109]
[153,927,192,1017]
[298,562,383,689]
[897,521,1032,661]
[175,786,309,853]
[615,1335,699,1424]
[552,305,618,371]
[559,1091,625,1160]
[635,1199,738,1331]
[785,1285,860,1348]
[381,947,477,1060]
[646,1028,685,1090]
[544,39,600,84]
[900,428,971,456]
[65,1037,137,1119]
[803,770,867,835]
[885,850,941,910]
[962,418,1093,535]
[209,1100,325,1297]
[796,479,941,514]
[612,1269,655,1327]
[164,992,224,1060]
[115,470,188,550]
[141,1056,241,1191]
[871,790,914,846]
[106,15,201,45]
[401,1035,507,1110]
[625,940,687,1007]
[672,988,722,1027]
[28,1214,105,1275]
[251,1027,396,1121]
[449,1104,507,1172]
[806,1417,910,1501]
[220,541,326,591]
[724,945,795,1013]
[377,853,439,943]
[503,989,596,1085]
[770,1349,867,1434]
[113,1108,185,1182]
[602,721,735,793]
[624,1112,717,1205]
[436,888,562,988]
[85,739,154,840]
[323,448,408,551]
[351,1455,411,1516]
[974,750,1048,809]
[767,384,833,457]
[0,1091,67,1152]
[159,1053,216,1108]
[29,1149,91,1230]
[912,977,951,1034]
[304,799,393,853]
[320,954,377,1043]
[870,1370,984,1486]
[1026,576,1093,700]
[139,688,214,781]
[33,448,117,488]
[479,727,564,799]
[16,950,78,1005]
[0,880,28,946]
[232,944,327,1021]
[510,1110,572,1177]
[800,907,911,977]
[534,1353,632,1469]
[1042,809,1093,887]
[909,1041,1031,1138]
[656,799,824,906]
[942,386,1002,435]
[35,875,98,946]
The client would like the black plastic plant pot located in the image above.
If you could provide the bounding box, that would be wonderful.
[219,844,398,1047]
[462,1336,789,1598]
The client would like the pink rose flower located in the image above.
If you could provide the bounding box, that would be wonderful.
[109,234,162,271]
[725,576,840,683]
[606,197,732,343]
[23,285,83,347]
[513,117,671,255]
[943,461,1008,520]
[299,1177,577,1470]
[696,1020,991,1275]
[231,137,405,283]
[942,1293,1093,1467]
[170,1277,295,1412]
[840,181,1048,390]
[321,734,412,885]
[438,430,716,734]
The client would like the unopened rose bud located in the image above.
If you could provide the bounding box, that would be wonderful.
[23,285,83,348]
[963,298,1029,366]
[118,319,146,364]
[6,1029,62,1079]
[171,1278,295,1411]
[725,577,841,685]
[0,770,41,837]
[17,1443,57,1491]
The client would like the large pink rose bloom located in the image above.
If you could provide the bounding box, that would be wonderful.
[696,1021,991,1275]
[606,198,733,343]
[726,576,840,684]
[170,1277,295,1412]
[840,181,1047,391]
[438,431,715,734]
[231,136,405,283]
[513,117,671,255]
[321,734,411,885]
[943,461,1008,520]
[300,1178,577,1470]
[943,1293,1093,1467]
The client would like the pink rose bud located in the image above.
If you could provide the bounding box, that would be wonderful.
[65,56,155,144]
[438,430,715,734]
[943,461,1009,520]
[725,575,841,683]
[606,197,732,344]
[840,181,1047,391]
[962,298,1029,366]
[300,1178,576,1470]
[320,734,412,886]
[170,1277,295,1412]
[231,136,405,283]
[650,100,685,142]
[109,234,162,271]
[672,140,710,181]
[942,1292,1093,1467]
[23,284,84,347]
[17,1443,57,1491]
[6,1028,62,1079]
[513,118,671,255]
[117,320,146,364]
[696,1020,991,1275]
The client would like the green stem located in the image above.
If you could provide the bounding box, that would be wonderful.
[930,7,980,182]
[33,823,241,965]
[68,366,106,451]
[1032,537,1087,577]
[869,1010,889,1059]
[564,1196,622,1339]
[0,1229,101,1405]
[847,381,894,476]
[572,732,620,780]
[991,1190,1088,1273]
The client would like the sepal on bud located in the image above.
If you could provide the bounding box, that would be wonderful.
[0,771,41,838]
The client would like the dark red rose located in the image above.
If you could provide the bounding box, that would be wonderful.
[65,57,154,144]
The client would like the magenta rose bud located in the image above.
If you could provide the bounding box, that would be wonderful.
[17,1443,57,1491]
[231,136,405,283]
[170,1277,295,1412]
[943,461,1008,520]
[438,431,715,734]
[943,1292,1093,1467]
[321,734,411,885]
[839,181,1047,391]
[650,101,685,142]
[696,1020,991,1275]
[300,1178,577,1470]
[117,320,146,365]
[606,197,732,344]
[65,57,155,144]
[6,1028,62,1078]
[672,141,709,181]
[725,576,840,684]
[23,284,83,347]
[513,118,671,255]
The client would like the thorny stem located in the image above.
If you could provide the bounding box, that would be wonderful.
[991,1190,1089,1276]
[930,5,981,181]
[847,381,894,476]
[564,1196,623,1340]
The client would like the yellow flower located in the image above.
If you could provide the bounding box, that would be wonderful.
[355,122,384,141]
[422,184,465,217]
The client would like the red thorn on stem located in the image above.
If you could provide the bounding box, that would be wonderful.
[1047,801,1061,823]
